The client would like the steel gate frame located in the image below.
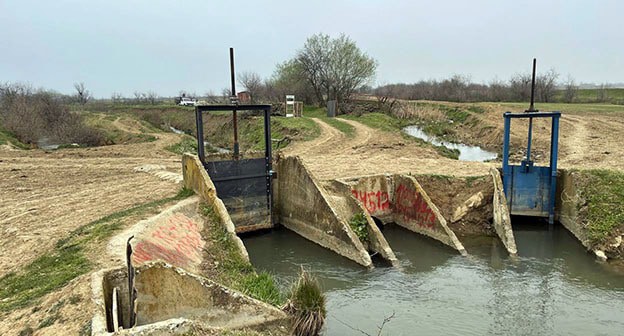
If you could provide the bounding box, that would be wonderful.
[195,104,274,228]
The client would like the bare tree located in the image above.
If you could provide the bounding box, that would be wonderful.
[562,75,578,103]
[597,83,610,103]
[238,71,263,102]
[146,91,158,105]
[73,82,91,105]
[536,68,559,102]
[111,92,124,104]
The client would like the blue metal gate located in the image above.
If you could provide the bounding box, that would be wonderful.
[502,111,560,224]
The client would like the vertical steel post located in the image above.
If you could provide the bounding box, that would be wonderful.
[195,106,205,164]
[526,117,534,164]
[548,114,560,224]
[527,58,537,113]
[230,48,240,158]
[264,107,272,215]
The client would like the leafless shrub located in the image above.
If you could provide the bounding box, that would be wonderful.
[0,82,104,146]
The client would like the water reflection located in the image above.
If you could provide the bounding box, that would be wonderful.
[243,225,624,335]
[403,125,497,162]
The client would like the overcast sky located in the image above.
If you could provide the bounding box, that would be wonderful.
[1,0,622,97]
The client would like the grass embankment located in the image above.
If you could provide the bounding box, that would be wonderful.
[552,88,624,104]
[200,204,284,306]
[495,101,624,114]
[576,169,624,248]
[303,107,355,137]
[0,188,195,312]
[0,124,29,149]
[340,111,461,159]
[82,113,158,145]
[127,107,320,152]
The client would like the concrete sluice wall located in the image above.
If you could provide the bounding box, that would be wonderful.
[274,156,519,266]
[91,263,288,335]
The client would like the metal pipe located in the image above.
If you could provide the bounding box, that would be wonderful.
[526,117,533,162]
[527,58,537,112]
[230,47,240,158]
[195,106,205,164]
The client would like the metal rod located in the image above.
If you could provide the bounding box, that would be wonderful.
[195,106,205,164]
[230,47,240,158]
[526,117,533,162]
[264,108,272,213]
[527,58,537,112]
[502,114,511,197]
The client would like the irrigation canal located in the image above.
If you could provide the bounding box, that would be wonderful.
[244,224,624,335]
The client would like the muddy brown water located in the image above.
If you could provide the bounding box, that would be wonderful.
[243,224,624,336]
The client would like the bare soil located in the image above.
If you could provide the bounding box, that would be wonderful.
[282,118,493,180]
[443,103,624,171]
[0,123,183,278]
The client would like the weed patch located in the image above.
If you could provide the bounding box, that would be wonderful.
[200,204,285,306]
[349,213,369,243]
[577,169,624,245]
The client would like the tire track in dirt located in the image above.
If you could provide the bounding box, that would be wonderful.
[284,118,492,180]
[0,117,186,276]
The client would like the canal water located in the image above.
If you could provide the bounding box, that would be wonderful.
[403,125,497,162]
[243,225,624,335]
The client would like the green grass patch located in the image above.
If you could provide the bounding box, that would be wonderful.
[0,188,194,312]
[577,169,624,245]
[200,204,285,306]
[166,135,199,155]
[304,107,356,137]
[349,213,369,243]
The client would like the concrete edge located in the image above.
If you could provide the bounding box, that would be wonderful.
[182,153,249,262]
[278,156,372,268]
[394,174,467,255]
[90,262,289,335]
[107,196,202,266]
[490,168,518,256]
[331,180,399,267]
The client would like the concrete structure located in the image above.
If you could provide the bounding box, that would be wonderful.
[275,156,373,267]
[326,179,399,266]
[490,169,518,255]
[182,153,249,261]
[108,197,207,274]
[91,263,289,335]
[392,175,467,255]
[340,174,466,254]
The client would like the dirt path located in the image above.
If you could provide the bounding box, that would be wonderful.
[0,121,184,277]
[458,103,624,171]
[283,118,493,180]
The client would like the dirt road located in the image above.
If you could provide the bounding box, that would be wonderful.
[0,122,184,277]
[450,103,624,171]
[283,118,493,180]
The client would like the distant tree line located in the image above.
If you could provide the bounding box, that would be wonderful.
[372,70,562,103]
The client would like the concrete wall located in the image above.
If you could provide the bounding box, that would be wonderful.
[327,180,399,267]
[556,169,591,248]
[91,263,289,335]
[182,154,249,262]
[276,156,372,267]
[490,169,518,255]
[349,175,394,222]
[392,175,467,255]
